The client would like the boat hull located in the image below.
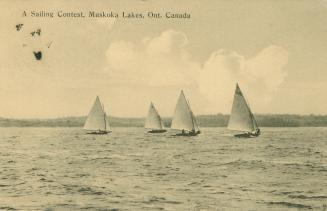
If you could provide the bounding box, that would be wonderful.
[147,129,167,133]
[175,130,201,136]
[234,132,260,138]
[86,130,111,135]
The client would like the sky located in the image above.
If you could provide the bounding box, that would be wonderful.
[0,0,326,118]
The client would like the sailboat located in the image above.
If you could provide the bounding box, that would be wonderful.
[227,83,260,138]
[84,96,111,134]
[145,102,167,133]
[171,90,201,136]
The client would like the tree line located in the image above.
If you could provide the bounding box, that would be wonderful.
[0,114,327,127]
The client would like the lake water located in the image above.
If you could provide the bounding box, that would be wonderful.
[0,127,326,210]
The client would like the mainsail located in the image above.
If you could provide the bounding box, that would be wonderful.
[171,90,199,132]
[145,102,164,130]
[84,96,110,132]
[228,84,258,132]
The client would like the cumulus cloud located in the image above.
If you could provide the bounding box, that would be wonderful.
[105,30,200,87]
[0,19,288,118]
[105,30,288,116]
[199,45,289,113]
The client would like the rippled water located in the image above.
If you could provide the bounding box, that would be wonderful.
[0,127,326,210]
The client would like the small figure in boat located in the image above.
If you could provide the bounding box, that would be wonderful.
[182,129,185,135]
[253,128,260,136]
[189,129,201,135]
[243,129,260,137]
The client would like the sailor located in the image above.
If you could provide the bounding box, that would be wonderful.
[182,129,185,134]
[256,128,261,135]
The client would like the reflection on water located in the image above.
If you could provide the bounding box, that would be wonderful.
[0,127,326,210]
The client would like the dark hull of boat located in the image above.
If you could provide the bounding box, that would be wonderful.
[147,129,167,133]
[234,132,260,138]
[175,131,201,136]
[87,131,111,135]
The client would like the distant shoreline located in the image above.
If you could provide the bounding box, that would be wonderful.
[1,114,327,127]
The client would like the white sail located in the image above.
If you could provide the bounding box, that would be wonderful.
[250,112,259,131]
[84,96,107,131]
[171,90,199,132]
[191,110,200,132]
[228,84,257,132]
[105,113,111,132]
[145,102,164,130]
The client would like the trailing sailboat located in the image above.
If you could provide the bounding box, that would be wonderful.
[171,90,201,136]
[84,96,111,134]
[145,102,167,133]
[228,83,260,138]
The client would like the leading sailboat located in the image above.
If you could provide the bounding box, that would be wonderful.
[227,83,260,138]
[84,96,111,134]
[171,90,200,136]
[145,102,167,133]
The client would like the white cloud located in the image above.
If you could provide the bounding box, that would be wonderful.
[105,30,289,116]
[0,19,289,117]
[199,45,289,114]
[145,30,188,55]
[105,30,200,87]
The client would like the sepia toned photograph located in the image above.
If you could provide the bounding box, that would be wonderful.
[0,0,326,210]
